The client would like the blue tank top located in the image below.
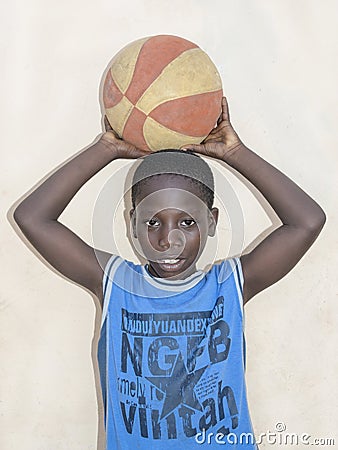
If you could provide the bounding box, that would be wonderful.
[98,256,257,449]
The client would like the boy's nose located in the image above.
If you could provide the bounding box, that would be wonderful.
[158,227,185,250]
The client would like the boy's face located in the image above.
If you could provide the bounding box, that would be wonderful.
[130,175,218,280]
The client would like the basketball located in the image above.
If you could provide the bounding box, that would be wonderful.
[102,35,223,151]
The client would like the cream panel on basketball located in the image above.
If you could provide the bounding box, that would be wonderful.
[105,96,134,137]
[143,116,205,151]
[110,37,149,94]
[136,48,222,115]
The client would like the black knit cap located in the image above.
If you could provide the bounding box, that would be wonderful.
[131,149,214,209]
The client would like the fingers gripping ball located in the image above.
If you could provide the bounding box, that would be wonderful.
[102,35,223,151]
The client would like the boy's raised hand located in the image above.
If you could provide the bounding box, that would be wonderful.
[100,116,151,159]
[181,97,243,161]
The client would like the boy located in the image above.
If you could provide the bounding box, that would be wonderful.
[13,97,326,448]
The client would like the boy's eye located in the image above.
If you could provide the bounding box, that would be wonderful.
[181,219,196,228]
[145,218,160,227]
[145,218,196,228]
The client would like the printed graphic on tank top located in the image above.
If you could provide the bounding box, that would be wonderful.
[98,255,258,449]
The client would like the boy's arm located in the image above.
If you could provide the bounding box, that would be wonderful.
[182,97,326,304]
[13,123,149,301]
[226,145,326,303]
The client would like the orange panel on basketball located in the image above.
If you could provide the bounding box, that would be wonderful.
[149,90,223,137]
[125,35,197,105]
[122,107,149,151]
[103,69,123,109]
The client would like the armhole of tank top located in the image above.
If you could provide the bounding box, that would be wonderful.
[227,257,246,372]
[101,254,124,328]
[228,257,244,317]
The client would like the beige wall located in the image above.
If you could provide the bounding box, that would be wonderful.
[1,0,337,448]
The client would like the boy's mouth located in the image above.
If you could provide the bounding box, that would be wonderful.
[154,258,185,271]
[158,258,180,264]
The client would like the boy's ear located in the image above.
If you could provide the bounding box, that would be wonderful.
[208,207,219,237]
[129,209,137,238]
